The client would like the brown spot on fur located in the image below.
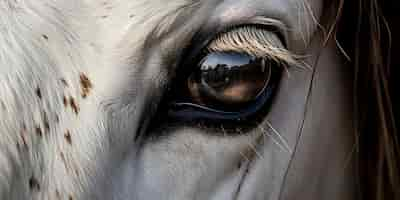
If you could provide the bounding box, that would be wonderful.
[43,112,50,133]
[44,122,50,133]
[35,126,42,137]
[101,15,108,18]
[69,195,74,200]
[64,130,72,145]
[55,114,60,123]
[42,34,48,40]
[29,176,40,191]
[69,97,79,114]
[36,87,42,99]
[60,78,68,87]
[63,96,68,107]
[20,130,28,150]
[79,73,93,98]
[129,14,135,18]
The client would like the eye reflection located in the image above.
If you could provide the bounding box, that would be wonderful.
[164,26,290,122]
[188,52,271,109]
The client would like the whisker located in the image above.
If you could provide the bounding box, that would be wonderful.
[341,142,357,172]
[248,139,264,160]
[236,128,264,160]
[266,121,293,153]
[239,151,251,163]
[259,126,289,154]
[335,35,351,61]
[303,0,326,36]
[296,1,309,46]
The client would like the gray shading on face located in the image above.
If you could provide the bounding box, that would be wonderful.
[102,0,356,200]
[0,0,356,199]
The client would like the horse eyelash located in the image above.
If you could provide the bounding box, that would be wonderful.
[206,26,303,69]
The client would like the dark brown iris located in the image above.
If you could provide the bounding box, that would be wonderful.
[187,52,271,108]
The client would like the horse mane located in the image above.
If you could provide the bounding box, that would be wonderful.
[325,0,400,199]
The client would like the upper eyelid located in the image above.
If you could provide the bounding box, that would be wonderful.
[249,17,290,48]
[180,17,306,73]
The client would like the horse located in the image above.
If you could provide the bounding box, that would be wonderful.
[1,0,398,199]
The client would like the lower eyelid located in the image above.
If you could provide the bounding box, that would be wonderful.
[168,79,279,123]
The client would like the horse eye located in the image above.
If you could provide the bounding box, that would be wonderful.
[163,25,287,123]
[165,51,282,122]
[187,52,271,109]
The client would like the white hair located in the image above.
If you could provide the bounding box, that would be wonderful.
[0,0,322,199]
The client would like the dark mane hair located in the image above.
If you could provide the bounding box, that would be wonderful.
[323,0,399,199]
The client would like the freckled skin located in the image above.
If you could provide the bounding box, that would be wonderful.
[0,0,356,200]
[64,130,72,145]
[61,79,69,87]
[20,131,29,150]
[29,176,41,192]
[69,97,79,115]
[63,96,69,107]
[43,113,50,133]
[35,126,43,137]
[35,88,42,99]
[79,73,93,98]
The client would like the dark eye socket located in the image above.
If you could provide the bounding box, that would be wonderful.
[162,25,292,123]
